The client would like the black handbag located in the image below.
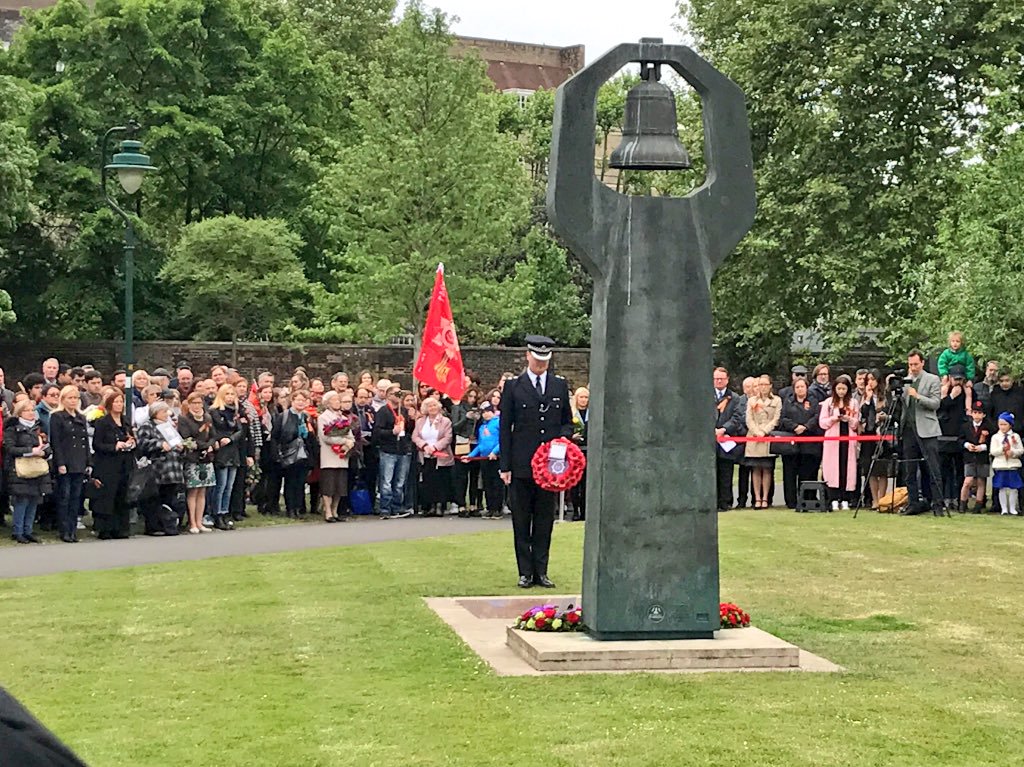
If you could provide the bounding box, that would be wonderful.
[126,458,158,504]
[768,430,798,456]
[279,437,306,468]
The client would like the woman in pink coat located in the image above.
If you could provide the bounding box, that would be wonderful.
[818,374,860,511]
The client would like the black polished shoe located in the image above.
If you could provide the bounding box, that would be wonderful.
[15,535,31,544]
[517,575,533,589]
[214,515,229,531]
[25,534,41,544]
[534,575,556,588]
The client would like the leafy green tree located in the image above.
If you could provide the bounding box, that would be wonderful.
[304,2,531,347]
[160,215,310,343]
[892,128,1024,372]
[678,0,1015,371]
[0,75,39,330]
[506,227,590,346]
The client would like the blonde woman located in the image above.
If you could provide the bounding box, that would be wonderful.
[209,383,248,530]
[49,385,90,542]
[412,397,454,515]
[745,375,781,508]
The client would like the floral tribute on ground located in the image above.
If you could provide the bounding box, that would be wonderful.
[513,603,752,632]
[720,602,751,629]
[531,437,586,493]
[513,604,584,632]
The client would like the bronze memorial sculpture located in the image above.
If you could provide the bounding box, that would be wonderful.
[547,38,757,639]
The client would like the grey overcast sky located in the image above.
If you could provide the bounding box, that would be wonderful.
[427,0,686,63]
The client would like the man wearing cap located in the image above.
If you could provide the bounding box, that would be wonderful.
[778,365,808,402]
[499,335,573,589]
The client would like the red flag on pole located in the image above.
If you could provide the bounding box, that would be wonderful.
[414,263,466,400]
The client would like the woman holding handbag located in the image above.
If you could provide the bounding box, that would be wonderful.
[136,402,186,535]
[3,398,52,543]
[272,389,316,519]
[91,389,136,540]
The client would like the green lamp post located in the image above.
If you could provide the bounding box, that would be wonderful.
[100,120,156,413]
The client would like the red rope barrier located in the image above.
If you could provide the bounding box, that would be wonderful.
[718,434,893,443]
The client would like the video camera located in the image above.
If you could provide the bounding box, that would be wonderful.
[888,367,913,395]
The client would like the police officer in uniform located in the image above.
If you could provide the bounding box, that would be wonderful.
[499,335,573,589]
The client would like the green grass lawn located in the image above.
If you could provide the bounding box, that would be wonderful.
[2,511,1023,766]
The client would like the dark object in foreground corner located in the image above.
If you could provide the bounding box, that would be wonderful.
[0,688,89,766]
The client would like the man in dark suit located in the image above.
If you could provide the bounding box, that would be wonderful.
[713,367,746,510]
[499,335,573,589]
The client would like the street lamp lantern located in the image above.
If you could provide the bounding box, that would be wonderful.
[100,121,157,417]
[104,139,156,195]
[609,60,692,171]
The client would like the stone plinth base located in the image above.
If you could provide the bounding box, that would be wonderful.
[508,625,798,672]
[425,595,841,676]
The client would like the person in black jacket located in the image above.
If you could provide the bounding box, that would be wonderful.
[0,687,89,766]
[371,383,415,519]
[987,371,1024,434]
[961,400,994,513]
[713,367,746,511]
[49,386,91,542]
[937,365,969,508]
[271,389,317,519]
[778,378,823,509]
[209,384,247,530]
[499,336,573,589]
[90,389,136,540]
[3,399,52,543]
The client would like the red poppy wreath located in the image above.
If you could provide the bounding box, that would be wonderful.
[531,437,587,493]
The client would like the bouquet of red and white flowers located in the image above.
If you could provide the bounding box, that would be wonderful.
[513,603,584,632]
[322,415,354,458]
[720,602,751,629]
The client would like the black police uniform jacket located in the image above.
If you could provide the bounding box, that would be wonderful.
[499,371,573,479]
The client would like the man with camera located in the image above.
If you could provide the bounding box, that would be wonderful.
[900,350,947,516]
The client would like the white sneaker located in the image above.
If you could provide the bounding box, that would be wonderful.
[840,501,850,510]
[1001,510,1009,516]
[76,521,86,530]
[1011,509,1020,516]
[831,501,840,511]
[447,503,459,515]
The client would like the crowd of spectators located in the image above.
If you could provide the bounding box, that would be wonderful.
[714,332,1024,517]
[0,358,593,543]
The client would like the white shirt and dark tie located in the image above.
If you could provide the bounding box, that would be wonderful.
[530,371,547,397]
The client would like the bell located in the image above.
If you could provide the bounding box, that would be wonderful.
[609,62,692,171]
